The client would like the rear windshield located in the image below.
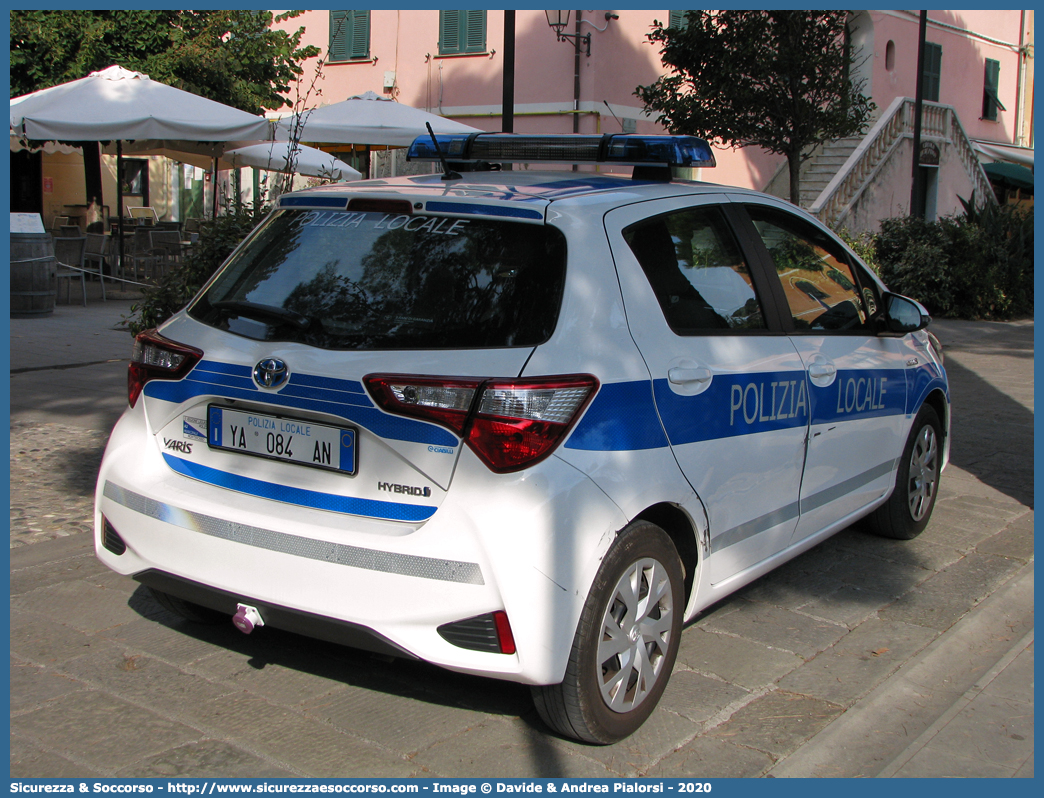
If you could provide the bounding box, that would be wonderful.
[190,208,567,350]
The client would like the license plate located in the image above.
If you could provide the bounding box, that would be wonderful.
[207,406,357,475]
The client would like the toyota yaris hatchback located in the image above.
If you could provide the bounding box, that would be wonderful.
[95,134,949,743]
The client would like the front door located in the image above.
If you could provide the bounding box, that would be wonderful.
[741,203,909,541]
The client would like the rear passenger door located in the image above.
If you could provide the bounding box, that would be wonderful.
[737,202,909,542]
[605,196,809,586]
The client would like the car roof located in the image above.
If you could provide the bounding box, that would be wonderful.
[280,170,768,209]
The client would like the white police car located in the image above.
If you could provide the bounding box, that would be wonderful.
[95,134,949,744]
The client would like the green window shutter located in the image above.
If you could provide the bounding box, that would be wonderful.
[669,11,688,29]
[921,42,942,102]
[349,11,370,59]
[982,59,1004,120]
[330,10,370,62]
[440,10,461,55]
[330,11,349,62]
[464,10,486,53]
[440,10,485,55]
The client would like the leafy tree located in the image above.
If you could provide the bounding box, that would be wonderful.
[10,10,319,114]
[636,11,874,205]
[126,201,271,335]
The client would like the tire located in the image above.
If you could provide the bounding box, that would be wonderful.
[867,404,943,540]
[149,587,229,625]
[531,521,685,744]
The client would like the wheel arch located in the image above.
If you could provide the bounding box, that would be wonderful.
[920,386,950,466]
[633,502,701,603]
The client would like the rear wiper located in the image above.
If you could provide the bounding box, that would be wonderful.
[211,300,311,330]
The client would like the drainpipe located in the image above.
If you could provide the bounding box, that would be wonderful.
[572,11,582,171]
[1014,10,1027,146]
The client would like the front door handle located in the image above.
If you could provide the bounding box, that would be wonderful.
[808,363,836,380]
[668,367,712,385]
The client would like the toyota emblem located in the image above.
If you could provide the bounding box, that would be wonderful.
[253,358,289,389]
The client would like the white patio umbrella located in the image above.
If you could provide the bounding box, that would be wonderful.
[275,90,481,147]
[10,65,270,142]
[11,65,271,268]
[223,142,362,181]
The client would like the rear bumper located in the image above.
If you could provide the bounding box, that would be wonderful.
[95,405,628,685]
[133,568,416,660]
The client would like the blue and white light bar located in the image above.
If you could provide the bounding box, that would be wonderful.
[407,133,716,168]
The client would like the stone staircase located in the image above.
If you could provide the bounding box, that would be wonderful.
[806,98,995,229]
[798,136,862,209]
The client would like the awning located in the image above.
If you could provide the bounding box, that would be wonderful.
[982,161,1034,193]
[973,141,1034,167]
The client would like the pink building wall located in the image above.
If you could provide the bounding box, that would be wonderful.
[273,10,1030,196]
[867,10,1028,145]
[273,9,781,188]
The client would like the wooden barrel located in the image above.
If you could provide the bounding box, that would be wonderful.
[11,232,57,317]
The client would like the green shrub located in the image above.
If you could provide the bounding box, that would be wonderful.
[126,203,270,336]
[834,226,880,274]
[870,197,1033,320]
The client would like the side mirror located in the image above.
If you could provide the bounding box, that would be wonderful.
[880,293,930,335]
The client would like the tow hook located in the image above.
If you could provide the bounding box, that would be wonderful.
[232,604,265,634]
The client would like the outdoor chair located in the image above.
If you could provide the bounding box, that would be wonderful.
[128,206,159,225]
[84,232,110,301]
[184,217,202,242]
[124,227,163,283]
[59,224,81,237]
[53,235,88,306]
[149,230,184,272]
[50,216,72,234]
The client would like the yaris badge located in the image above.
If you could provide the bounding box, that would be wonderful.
[253,358,289,389]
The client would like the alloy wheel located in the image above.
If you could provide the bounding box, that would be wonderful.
[596,557,675,713]
[907,423,939,521]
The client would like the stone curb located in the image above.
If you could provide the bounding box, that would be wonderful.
[766,562,1034,777]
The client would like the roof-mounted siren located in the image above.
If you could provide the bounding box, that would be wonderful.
[406,134,715,181]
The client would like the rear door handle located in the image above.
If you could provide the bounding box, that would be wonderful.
[668,367,712,385]
[808,363,836,380]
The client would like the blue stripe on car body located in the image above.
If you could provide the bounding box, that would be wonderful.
[654,371,811,445]
[144,361,458,447]
[566,380,669,451]
[907,361,949,415]
[162,454,437,522]
[569,368,909,452]
[805,368,908,425]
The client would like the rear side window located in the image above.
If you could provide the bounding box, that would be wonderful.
[191,209,566,350]
[747,207,870,332]
[623,206,766,333]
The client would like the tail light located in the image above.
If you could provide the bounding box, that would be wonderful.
[365,373,598,473]
[128,329,203,408]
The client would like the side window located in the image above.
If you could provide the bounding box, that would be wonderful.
[623,206,766,333]
[747,207,870,332]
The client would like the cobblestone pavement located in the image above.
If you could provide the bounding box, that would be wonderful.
[10,422,109,547]
[9,316,1033,778]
